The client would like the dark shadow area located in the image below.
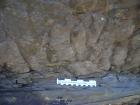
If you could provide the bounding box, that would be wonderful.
[0,0,7,10]
[137,101,140,105]
[0,93,46,105]
[0,92,72,105]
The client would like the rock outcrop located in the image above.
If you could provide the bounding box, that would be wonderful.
[0,0,139,76]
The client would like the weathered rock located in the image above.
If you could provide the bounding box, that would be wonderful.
[0,40,29,73]
[121,30,140,72]
[49,24,75,62]
[131,31,140,49]
[0,1,140,105]
[0,0,139,75]
[70,0,107,14]
[69,61,100,76]
[71,24,88,61]
[87,12,106,45]
[112,46,128,67]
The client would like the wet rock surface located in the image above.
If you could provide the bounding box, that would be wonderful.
[0,71,140,105]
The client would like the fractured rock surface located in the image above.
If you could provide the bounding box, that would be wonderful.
[0,0,140,104]
[0,0,139,75]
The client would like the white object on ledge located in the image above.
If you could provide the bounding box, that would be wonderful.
[57,78,96,87]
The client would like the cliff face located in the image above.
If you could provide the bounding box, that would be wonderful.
[0,0,140,76]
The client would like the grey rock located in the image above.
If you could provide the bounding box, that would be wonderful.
[71,24,88,61]
[112,47,128,66]
[0,40,29,73]
[50,24,75,62]
[69,61,101,76]
[0,0,139,75]
[132,32,140,49]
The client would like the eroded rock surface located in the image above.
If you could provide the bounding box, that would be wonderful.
[0,72,140,105]
[0,0,140,104]
[0,0,139,75]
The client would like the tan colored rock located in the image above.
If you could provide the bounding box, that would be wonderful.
[69,61,100,75]
[87,12,106,45]
[112,47,128,66]
[70,0,107,14]
[71,24,88,61]
[0,40,29,73]
[131,33,140,49]
[0,0,139,75]
[50,24,75,62]
[11,32,49,71]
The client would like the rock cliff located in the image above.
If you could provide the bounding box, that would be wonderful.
[0,0,140,105]
[0,0,140,77]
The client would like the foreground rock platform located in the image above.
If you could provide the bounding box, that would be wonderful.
[0,73,140,105]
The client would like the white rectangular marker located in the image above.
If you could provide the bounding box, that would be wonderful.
[57,78,96,87]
